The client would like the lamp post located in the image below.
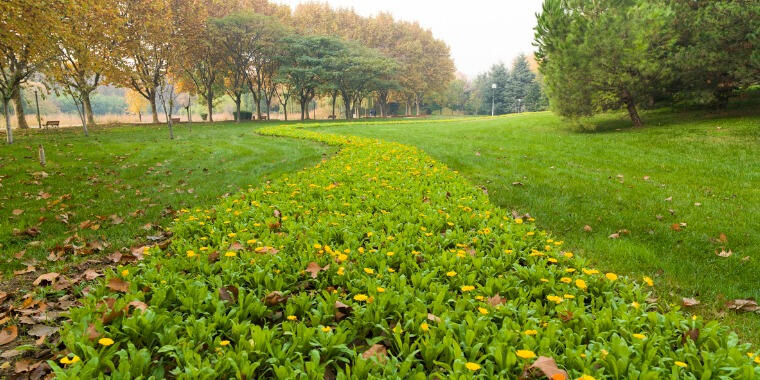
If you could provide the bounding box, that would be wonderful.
[491,83,497,116]
[517,98,523,114]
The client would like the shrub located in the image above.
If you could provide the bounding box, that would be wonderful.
[234,111,253,121]
[53,119,759,378]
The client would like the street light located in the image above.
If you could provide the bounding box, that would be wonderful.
[517,98,523,114]
[491,83,497,116]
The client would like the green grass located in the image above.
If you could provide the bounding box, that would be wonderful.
[0,122,334,277]
[318,109,760,343]
[51,120,759,378]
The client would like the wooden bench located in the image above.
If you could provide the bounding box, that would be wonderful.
[259,116,268,121]
[44,121,60,128]
[171,118,181,123]
[328,115,337,120]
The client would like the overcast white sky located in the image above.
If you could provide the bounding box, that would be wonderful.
[273,0,544,78]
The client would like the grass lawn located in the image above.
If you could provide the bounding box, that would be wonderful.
[1,122,334,280]
[319,109,760,343]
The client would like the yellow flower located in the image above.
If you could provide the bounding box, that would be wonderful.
[386,251,394,256]
[225,251,237,257]
[376,287,385,293]
[460,285,475,292]
[446,271,457,277]
[605,273,618,281]
[313,243,322,249]
[219,340,230,346]
[755,355,760,365]
[247,239,257,245]
[287,315,297,321]
[632,333,646,340]
[575,279,587,291]
[98,337,114,346]
[337,266,345,276]
[546,295,564,304]
[524,329,538,336]
[560,277,572,284]
[321,326,332,332]
[582,268,599,275]
[186,250,196,257]
[337,253,348,262]
[121,269,129,277]
[478,307,489,315]
[563,294,575,299]
[577,375,595,380]
[563,252,574,258]
[674,361,687,368]
[59,355,81,365]
[420,322,429,332]
[358,247,365,253]
[643,276,654,287]
[465,362,481,371]
[516,350,536,359]
[631,301,640,309]
[515,218,523,224]
[387,268,395,273]
[353,294,369,302]
[363,268,374,274]
[227,233,237,238]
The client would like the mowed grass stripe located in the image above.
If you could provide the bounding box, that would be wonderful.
[54,119,759,378]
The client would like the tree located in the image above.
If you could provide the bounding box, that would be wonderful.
[245,16,288,121]
[1,1,62,142]
[278,35,345,121]
[157,78,178,139]
[328,44,398,120]
[125,89,148,122]
[45,0,116,126]
[108,0,175,123]
[535,0,675,126]
[668,0,760,107]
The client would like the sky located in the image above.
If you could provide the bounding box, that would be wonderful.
[272,0,545,79]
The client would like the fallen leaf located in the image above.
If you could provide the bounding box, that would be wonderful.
[32,272,59,286]
[218,285,239,303]
[13,265,36,276]
[718,233,728,243]
[12,209,24,216]
[263,291,286,306]
[665,196,672,202]
[106,278,130,293]
[0,325,18,345]
[83,269,101,280]
[28,324,58,338]
[487,294,506,307]
[682,328,699,343]
[608,233,620,239]
[583,225,592,232]
[670,223,681,231]
[427,313,441,323]
[522,356,569,380]
[0,349,21,359]
[361,344,388,363]
[726,299,759,312]
[681,297,700,307]
[127,300,148,313]
[717,249,732,258]
[334,301,352,321]
[306,262,327,279]
[86,324,100,340]
[512,182,524,186]
[109,214,124,225]
[643,176,650,181]
[228,242,244,251]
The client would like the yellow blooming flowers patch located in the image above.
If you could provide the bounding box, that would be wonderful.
[54,119,758,378]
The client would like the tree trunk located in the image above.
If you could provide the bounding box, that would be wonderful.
[167,119,174,139]
[207,89,214,122]
[149,94,159,123]
[405,101,410,116]
[283,102,288,121]
[343,97,353,120]
[83,92,95,125]
[300,98,306,121]
[4,100,13,144]
[13,91,28,129]
[138,110,142,123]
[415,99,420,116]
[234,94,242,123]
[622,91,642,127]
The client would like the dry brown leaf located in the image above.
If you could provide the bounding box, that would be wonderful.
[263,291,286,306]
[608,233,620,239]
[28,324,58,338]
[13,265,36,276]
[670,223,681,231]
[219,286,239,303]
[682,328,699,343]
[427,313,441,323]
[127,300,148,313]
[334,301,352,321]
[12,209,24,216]
[522,356,569,380]
[681,297,700,307]
[361,344,388,364]
[228,242,244,251]
[32,272,59,286]
[107,278,130,293]
[306,262,326,279]
[726,299,759,312]
[86,324,100,340]
[583,225,592,232]
[0,325,18,345]
[109,214,124,225]
[83,269,101,281]
[717,249,732,258]
[487,294,506,307]
[718,233,728,243]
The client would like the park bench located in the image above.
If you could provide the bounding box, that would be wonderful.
[171,118,181,123]
[328,115,337,120]
[44,120,60,128]
[259,116,268,121]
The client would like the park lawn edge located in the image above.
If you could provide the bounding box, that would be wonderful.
[51,118,759,378]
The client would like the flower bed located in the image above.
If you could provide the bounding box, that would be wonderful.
[54,120,759,378]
